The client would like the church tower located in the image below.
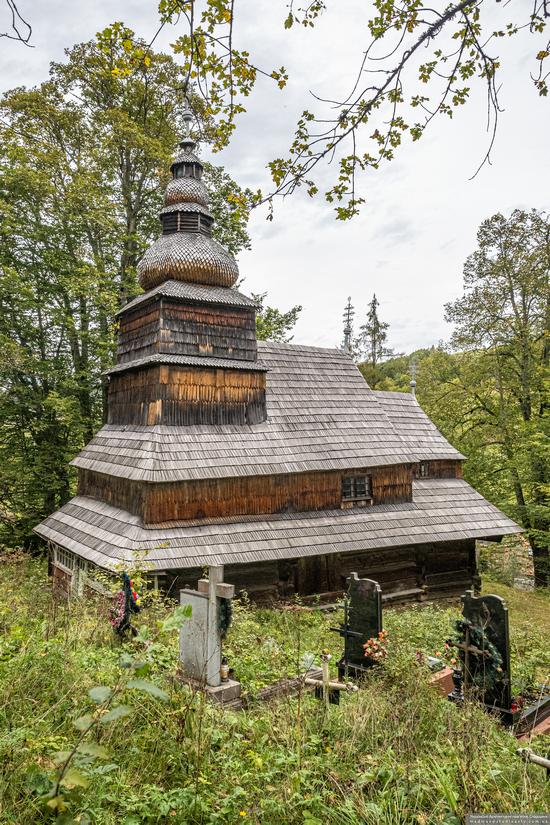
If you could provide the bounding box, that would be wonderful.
[108,109,267,428]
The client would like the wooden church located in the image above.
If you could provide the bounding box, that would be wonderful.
[35,114,520,603]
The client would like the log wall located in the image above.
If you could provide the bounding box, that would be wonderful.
[159,538,477,603]
[107,364,267,426]
[78,463,413,523]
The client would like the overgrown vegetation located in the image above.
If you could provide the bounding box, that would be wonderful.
[1,555,548,824]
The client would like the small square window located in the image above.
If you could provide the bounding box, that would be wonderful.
[419,462,429,478]
[342,475,372,501]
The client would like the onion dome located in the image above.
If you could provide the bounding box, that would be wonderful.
[138,110,239,291]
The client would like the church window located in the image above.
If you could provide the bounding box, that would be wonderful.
[342,475,372,502]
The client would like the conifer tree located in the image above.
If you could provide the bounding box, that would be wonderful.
[358,294,393,388]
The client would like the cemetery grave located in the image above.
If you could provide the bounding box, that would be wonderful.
[331,573,383,680]
[2,556,550,823]
[447,589,550,735]
[179,565,241,703]
[177,566,549,742]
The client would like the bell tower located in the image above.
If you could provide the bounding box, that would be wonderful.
[107,109,267,427]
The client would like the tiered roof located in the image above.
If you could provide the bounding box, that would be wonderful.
[71,343,459,484]
[34,112,521,572]
[35,479,520,571]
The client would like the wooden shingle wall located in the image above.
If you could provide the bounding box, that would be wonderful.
[413,460,463,479]
[116,299,257,365]
[78,463,412,523]
[117,304,161,363]
[107,364,267,426]
[160,302,257,361]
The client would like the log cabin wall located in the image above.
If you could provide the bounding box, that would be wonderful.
[413,459,463,479]
[159,538,476,603]
[116,299,257,365]
[78,463,412,523]
[293,538,476,600]
[107,364,267,426]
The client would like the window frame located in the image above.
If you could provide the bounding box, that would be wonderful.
[341,475,373,503]
[418,461,430,478]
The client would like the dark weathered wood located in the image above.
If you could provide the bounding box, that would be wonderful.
[107,364,267,426]
[159,540,475,603]
[116,299,257,365]
[78,463,412,523]
[413,460,463,479]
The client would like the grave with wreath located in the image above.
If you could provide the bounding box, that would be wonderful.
[447,589,550,734]
[331,572,387,680]
[179,565,241,704]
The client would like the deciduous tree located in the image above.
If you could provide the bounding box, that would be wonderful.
[418,210,549,585]
[0,26,251,546]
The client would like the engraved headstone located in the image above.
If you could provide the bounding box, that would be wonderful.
[333,573,382,680]
[459,589,511,711]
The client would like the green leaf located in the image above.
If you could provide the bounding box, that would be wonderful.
[88,686,113,704]
[77,742,109,759]
[59,768,89,788]
[160,604,192,632]
[127,679,169,701]
[53,751,72,766]
[119,652,134,669]
[100,705,132,724]
[73,714,94,731]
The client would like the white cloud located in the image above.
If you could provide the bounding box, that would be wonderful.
[1,0,548,353]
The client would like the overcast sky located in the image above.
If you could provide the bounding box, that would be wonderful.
[1,0,549,352]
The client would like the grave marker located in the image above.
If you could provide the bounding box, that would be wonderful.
[460,589,511,711]
[332,573,382,680]
[448,589,550,732]
[179,565,241,703]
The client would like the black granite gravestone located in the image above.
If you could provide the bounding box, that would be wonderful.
[459,589,512,712]
[449,589,550,732]
[333,573,382,680]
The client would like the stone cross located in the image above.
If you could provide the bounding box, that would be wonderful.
[179,565,235,687]
[332,572,383,680]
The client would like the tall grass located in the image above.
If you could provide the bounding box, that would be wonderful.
[0,556,548,824]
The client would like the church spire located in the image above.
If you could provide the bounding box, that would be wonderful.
[137,108,239,292]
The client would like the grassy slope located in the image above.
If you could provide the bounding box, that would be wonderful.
[0,558,548,824]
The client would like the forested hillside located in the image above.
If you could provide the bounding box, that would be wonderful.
[358,211,550,585]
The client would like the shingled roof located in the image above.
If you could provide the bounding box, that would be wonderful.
[72,342,462,483]
[374,390,466,460]
[34,478,521,571]
[117,280,258,316]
